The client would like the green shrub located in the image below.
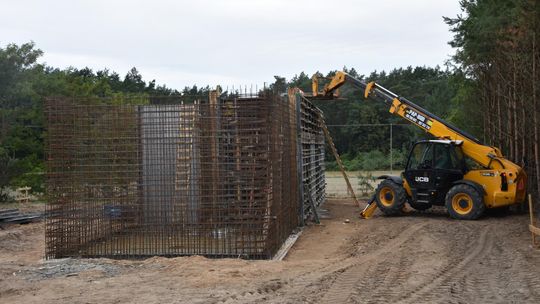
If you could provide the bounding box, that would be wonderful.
[9,155,44,193]
[325,149,407,172]
[357,171,376,196]
[325,161,339,171]
[359,150,388,171]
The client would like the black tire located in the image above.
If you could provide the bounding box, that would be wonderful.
[375,179,407,216]
[445,184,485,220]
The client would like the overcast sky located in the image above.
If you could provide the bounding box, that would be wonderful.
[1,0,462,90]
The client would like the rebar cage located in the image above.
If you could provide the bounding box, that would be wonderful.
[45,91,324,259]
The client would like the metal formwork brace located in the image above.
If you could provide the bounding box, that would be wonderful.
[303,183,320,224]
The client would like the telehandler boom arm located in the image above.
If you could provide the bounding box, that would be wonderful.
[313,71,510,170]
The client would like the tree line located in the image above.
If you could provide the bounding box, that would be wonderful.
[445,0,539,200]
[0,42,209,200]
[0,42,462,202]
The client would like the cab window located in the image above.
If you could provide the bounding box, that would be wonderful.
[407,143,433,170]
[434,144,463,171]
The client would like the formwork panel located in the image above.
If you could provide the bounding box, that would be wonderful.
[300,96,326,213]
[45,93,302,259]
[289,90,326,221]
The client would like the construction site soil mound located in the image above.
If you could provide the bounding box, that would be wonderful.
[1,199,539,303]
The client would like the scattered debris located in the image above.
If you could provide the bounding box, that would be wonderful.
[17,258,124,282]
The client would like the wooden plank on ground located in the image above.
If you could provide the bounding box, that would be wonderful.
[273,229,303,261]
[529,194,538,246]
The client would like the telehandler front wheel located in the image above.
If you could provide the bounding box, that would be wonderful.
[445,184,485,220]
[375,179,406,216]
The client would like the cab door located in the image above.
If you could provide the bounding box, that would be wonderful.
[432,143,465,203]
[404,142,436,193]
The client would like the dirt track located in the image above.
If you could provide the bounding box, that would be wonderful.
[1,199,539,304]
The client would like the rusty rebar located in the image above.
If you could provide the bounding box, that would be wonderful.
[45,91,325,260]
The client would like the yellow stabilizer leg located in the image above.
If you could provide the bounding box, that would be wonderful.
[360,198,377,219]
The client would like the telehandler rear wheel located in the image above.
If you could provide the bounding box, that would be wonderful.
[375,179,406,216]
[445,184,484,220]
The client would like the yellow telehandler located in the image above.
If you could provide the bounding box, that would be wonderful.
[312,71,527,220]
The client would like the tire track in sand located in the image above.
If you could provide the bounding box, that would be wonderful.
[396,224,494,304]
[319,222,428,304]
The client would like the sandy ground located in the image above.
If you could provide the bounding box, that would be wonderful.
[1,199,540,304]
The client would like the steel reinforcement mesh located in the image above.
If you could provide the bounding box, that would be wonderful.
[45,92,301,259]
[299,94,326,218]
[288,89,326,221]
